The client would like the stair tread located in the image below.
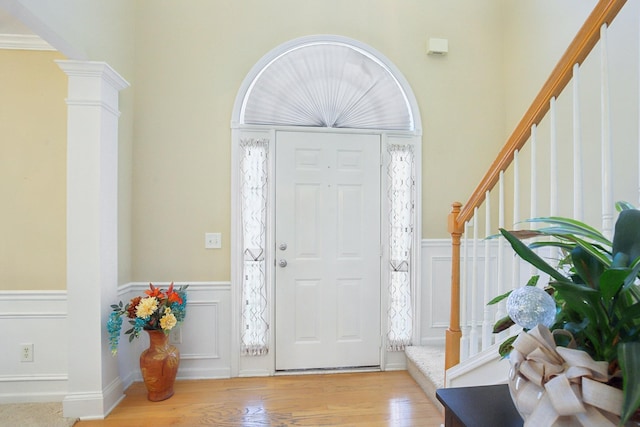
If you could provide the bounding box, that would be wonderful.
[405,345,445,389]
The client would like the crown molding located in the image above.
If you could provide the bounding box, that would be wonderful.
[0,34,54,51]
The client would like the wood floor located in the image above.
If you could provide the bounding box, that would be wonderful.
[77,371,443,427]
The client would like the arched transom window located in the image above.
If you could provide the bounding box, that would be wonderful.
[239,39,415,131]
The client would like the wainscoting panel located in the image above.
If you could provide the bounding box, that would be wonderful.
[117,282,232,387]
[420,240,451,345]
[0,282,231,403]
[0,291,69,403]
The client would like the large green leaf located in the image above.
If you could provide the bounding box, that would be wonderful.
[492,315,515,333]
[551,281,602,319]
[528,241,575,251]
[612,210,640,265]
[498,335,518,358]
[599,268,630,301]
[619,342,640,425]
[571,246,604,289]
[615,201,636,211]
[500,228,567,282]
[525,216,610,246]
[622,259,640,292]
[615,302,640,334]
[552,280,609,359]
[487,291,512,306]
[566,235,612,267]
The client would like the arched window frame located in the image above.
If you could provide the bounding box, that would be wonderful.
[230,35,422,375]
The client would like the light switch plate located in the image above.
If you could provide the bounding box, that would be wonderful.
[205,232,221,249]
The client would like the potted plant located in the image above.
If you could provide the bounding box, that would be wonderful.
[489,202,640,425]
[107,282,188,401]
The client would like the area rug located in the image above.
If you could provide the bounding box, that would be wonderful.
[0,402,78,427]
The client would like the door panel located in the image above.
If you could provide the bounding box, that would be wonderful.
[275,131,381,370]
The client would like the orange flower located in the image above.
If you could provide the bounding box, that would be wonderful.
[164,282,183,304]
[145,283,165,300]
[168,291,183,305]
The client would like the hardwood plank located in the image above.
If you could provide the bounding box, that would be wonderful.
[77,371,443,426]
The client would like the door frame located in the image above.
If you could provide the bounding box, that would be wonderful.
[230,36,423,377]
[231,126,421,376]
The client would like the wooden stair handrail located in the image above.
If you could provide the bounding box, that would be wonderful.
[454,0,627,230]
[445,0,627,372]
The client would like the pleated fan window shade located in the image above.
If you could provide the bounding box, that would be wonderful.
[242,43,413,130]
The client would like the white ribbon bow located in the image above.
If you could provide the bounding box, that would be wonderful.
[509,325,623,427]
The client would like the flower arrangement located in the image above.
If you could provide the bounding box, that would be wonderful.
[489,202,640,425]
[107,283,188,355]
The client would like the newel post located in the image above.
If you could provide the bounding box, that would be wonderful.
[445,202,463,371]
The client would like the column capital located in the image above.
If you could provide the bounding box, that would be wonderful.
[56,60,129,92]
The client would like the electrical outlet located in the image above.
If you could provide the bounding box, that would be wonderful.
[20,344,33,362]
[169,327,182,344]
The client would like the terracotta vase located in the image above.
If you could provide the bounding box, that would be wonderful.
[140,329,180,401]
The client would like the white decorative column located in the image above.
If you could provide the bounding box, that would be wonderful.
[56,60,129,419]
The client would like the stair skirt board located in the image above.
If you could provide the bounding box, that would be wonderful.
[445,343,510,388]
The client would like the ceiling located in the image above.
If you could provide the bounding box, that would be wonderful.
[0,8,34,35]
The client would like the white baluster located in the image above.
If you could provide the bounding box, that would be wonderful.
[550,96,558,217]
[460,221,470,362]
[600,23,613,238]
[469,208,479,357]
[573,63,584,220]
[549,97,561,270]
[496,171,508,342]
[482,192,493,351]
[513,150,520,232]
[530,125,538,277]
[511,150,521,338]
[530,124,538,219]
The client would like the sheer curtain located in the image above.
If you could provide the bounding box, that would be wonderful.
[387,144,415,351]
[239,138,269,355]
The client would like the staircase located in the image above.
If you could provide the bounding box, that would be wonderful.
[439,0,639,398]
[405,342,511,412]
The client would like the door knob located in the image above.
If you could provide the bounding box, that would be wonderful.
[279,243,287,251]
[278,259,288,268]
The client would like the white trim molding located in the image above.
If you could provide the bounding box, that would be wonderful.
[0,34,54,50]
[231,36,423,376]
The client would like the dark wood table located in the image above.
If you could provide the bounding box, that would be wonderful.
[436,384,523,427]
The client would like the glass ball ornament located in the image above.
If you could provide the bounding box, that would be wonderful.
[506,286,556,330]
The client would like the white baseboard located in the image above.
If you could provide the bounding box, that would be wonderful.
[61,376,124,419]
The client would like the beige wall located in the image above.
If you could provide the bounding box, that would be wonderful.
[0,49,67,290]
[13,0,137,285]
[131,0,507,281]
[5,1,637,287]
[501,0,639,224]
[503,0,598,132]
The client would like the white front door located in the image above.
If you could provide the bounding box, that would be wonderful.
[275,131,381,371]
